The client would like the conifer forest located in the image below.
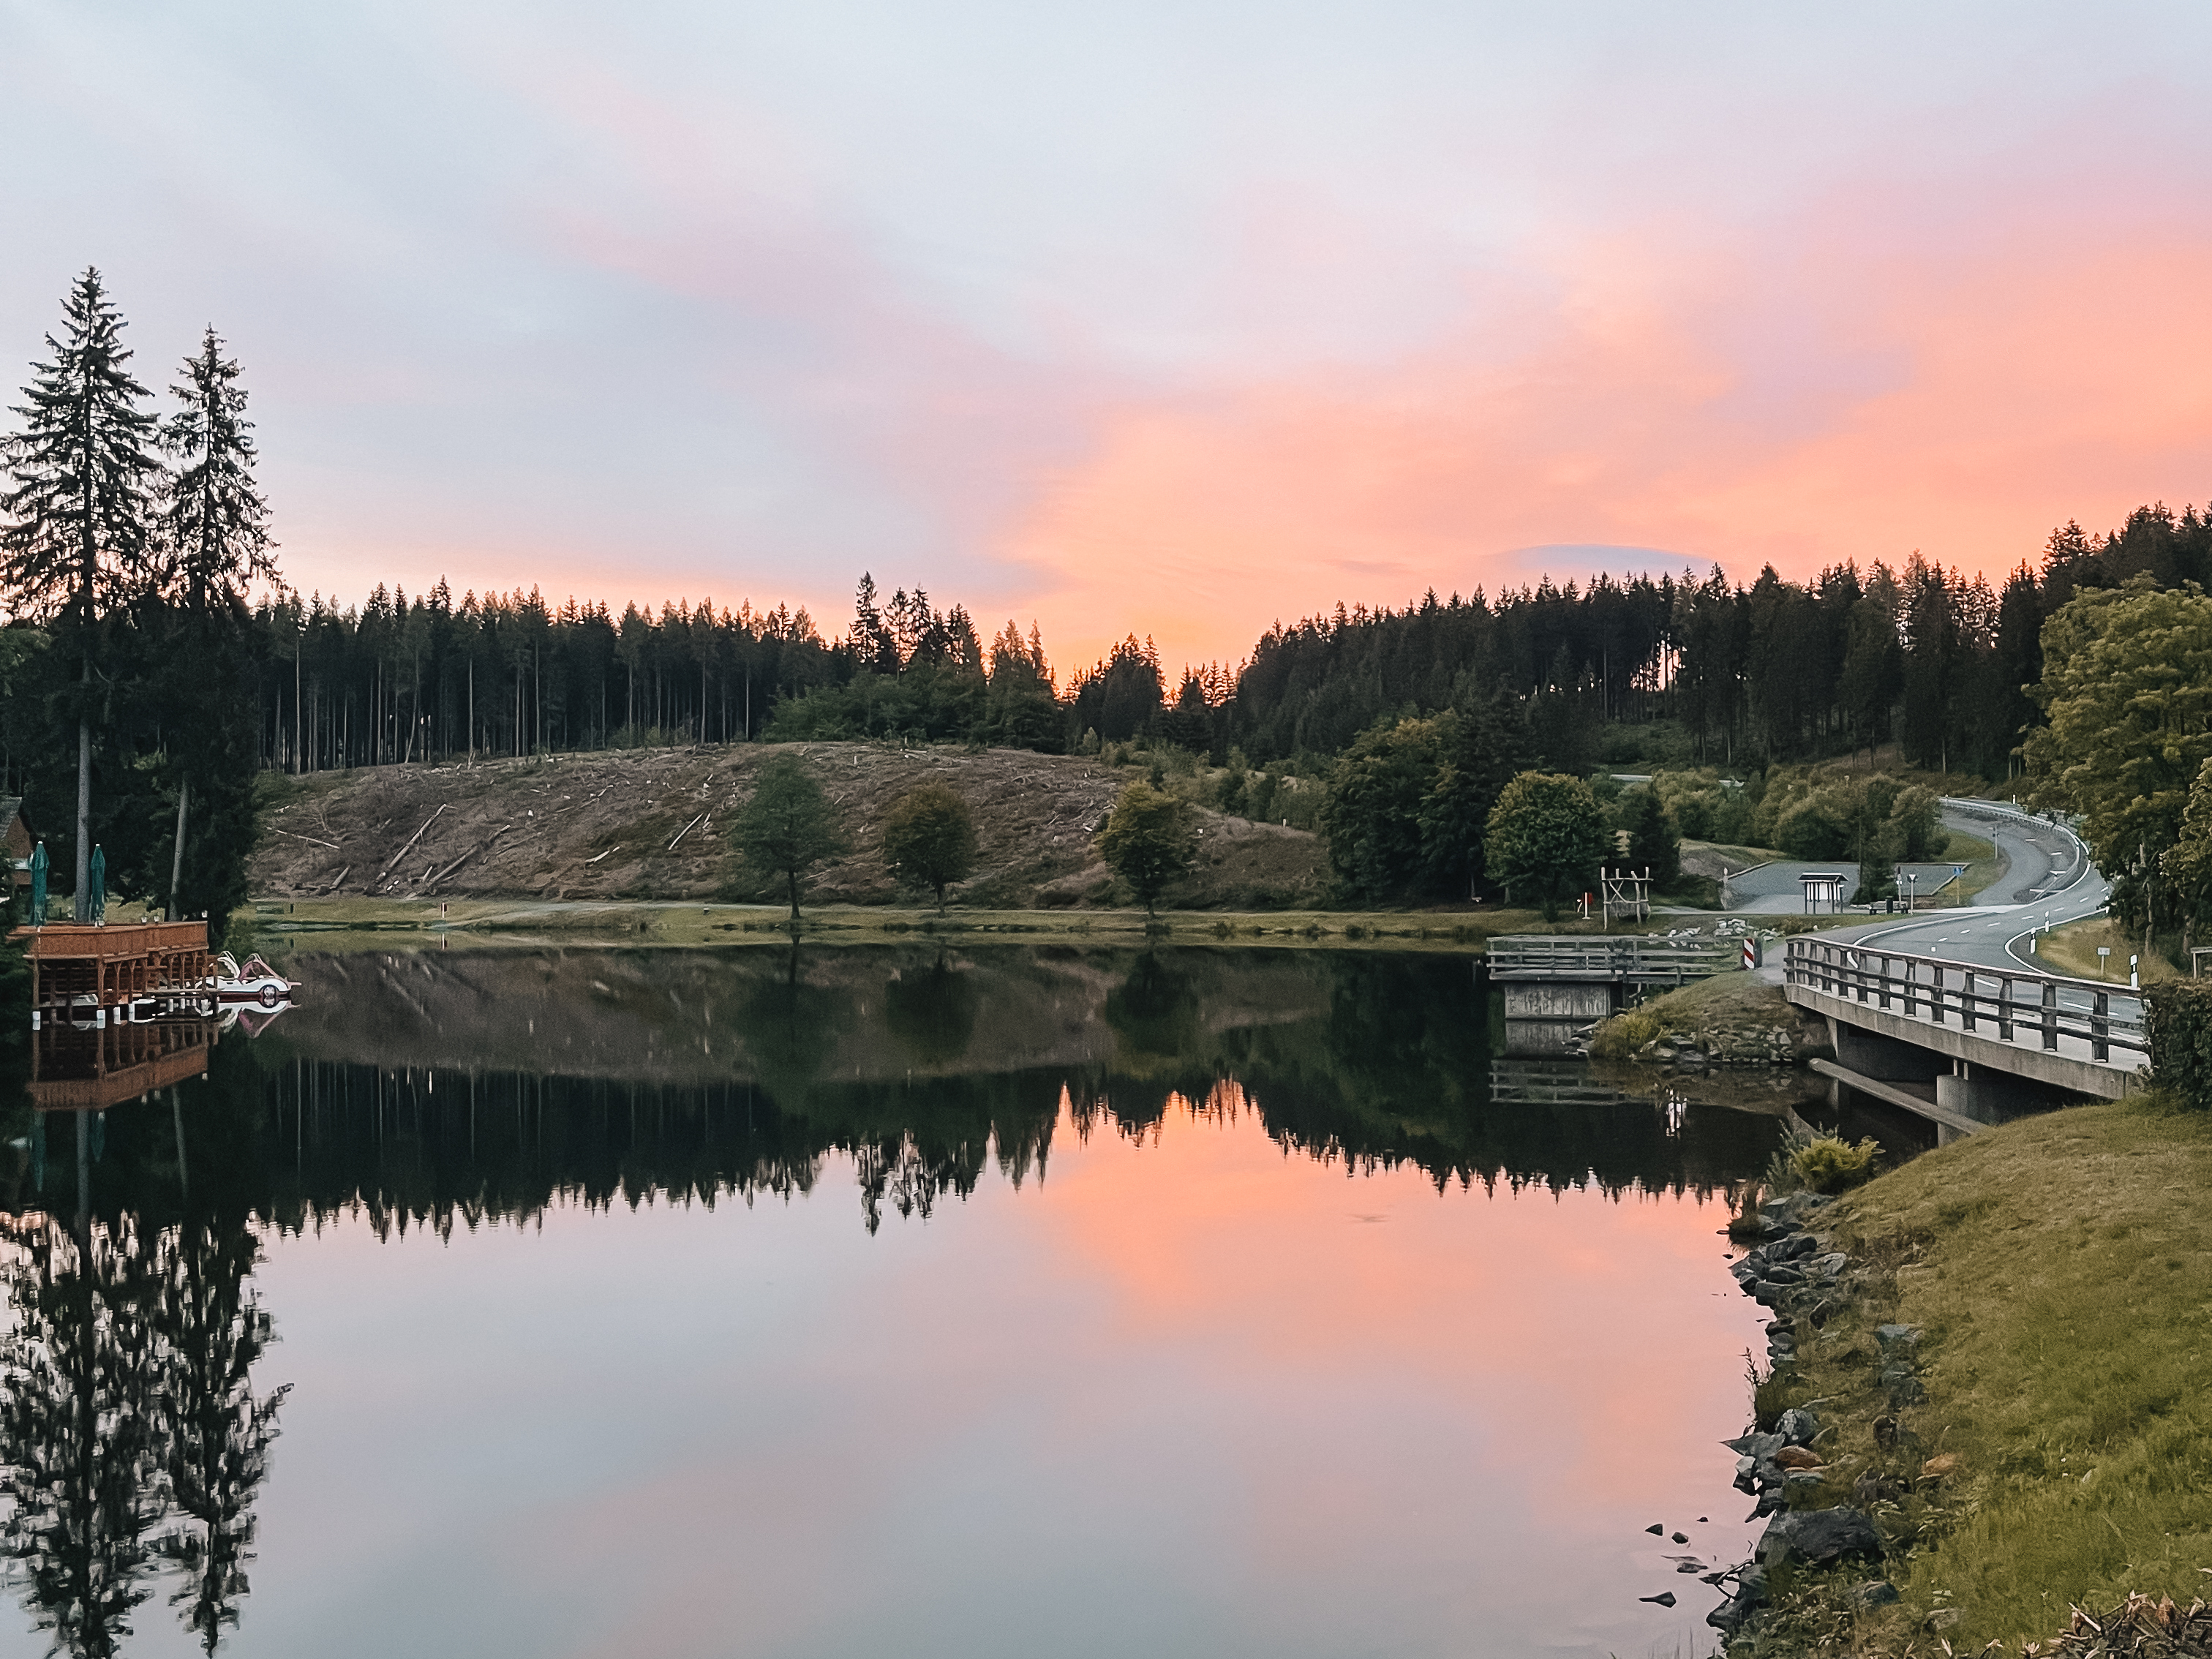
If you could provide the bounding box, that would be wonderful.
[7,269,2212,933]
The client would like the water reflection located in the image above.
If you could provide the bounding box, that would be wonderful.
[53,947,1793,1238]
[0,1212,284,1656]
[0,945,1805,1654]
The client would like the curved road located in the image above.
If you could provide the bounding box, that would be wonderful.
[1814,800,2110,977]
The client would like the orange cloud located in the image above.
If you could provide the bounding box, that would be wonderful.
[1004,222,2212,674]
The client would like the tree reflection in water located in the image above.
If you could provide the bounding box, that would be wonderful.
[0,944,1797,1652]
[0,1202,285,1656]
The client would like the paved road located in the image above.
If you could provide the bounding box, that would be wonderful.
[1813,800,2113,979]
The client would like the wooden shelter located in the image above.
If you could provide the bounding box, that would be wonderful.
[0,798,31,892]
[12,920,214,1022]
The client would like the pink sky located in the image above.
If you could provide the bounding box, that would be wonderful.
[7,1,2211,677]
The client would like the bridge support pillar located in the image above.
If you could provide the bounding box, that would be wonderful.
[1827,1017,1943,1083]
[1936,1064,2067,1126]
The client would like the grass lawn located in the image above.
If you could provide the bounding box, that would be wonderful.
[1747,1096,2212,1654]
[232,895,1586,955]
[2031,915,2181,984]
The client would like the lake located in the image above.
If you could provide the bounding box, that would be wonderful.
[0,945,1814,1658]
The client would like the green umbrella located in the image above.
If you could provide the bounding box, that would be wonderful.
[27,840,45,925]
[87,844,105,925]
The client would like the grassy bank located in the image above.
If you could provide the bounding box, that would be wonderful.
[1589,971,1830,1063]
[2032,915,2182,984]
[1745,1096,2212,1654]
[233,895,1570,954]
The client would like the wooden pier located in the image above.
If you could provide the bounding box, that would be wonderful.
[13,921,214,1024]
[9,922,221,1111]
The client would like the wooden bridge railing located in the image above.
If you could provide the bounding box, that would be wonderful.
[1784,936,2145,1066]
[1487,936,1737,985]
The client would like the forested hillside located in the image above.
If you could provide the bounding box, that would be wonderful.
[120,499,2202,792]
[3,255,2205,938]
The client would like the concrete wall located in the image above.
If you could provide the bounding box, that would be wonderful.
[1501,984,1618,1020]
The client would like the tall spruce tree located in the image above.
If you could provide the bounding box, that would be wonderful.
[154,329,278,922]
[160,328,275,615]
[1,270,163,919]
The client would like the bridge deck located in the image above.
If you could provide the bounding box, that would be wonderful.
[1783,937,2143,1100]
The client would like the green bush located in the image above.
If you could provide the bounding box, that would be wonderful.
[1589,1009,1659,1058]
[1791,1135,1883,1193]
[2144,980,2212,1110]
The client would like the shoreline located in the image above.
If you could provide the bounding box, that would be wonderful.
[228,895,1878,957]
[1704,1099,2212,1654]
[236,895,1595,955]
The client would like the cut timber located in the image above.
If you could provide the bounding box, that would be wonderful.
[373,804,447,888]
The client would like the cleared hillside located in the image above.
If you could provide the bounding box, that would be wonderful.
[249,742,1329,910]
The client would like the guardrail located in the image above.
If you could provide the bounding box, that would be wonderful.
[1784,936,2145,1066]
[1487,936,1737,985]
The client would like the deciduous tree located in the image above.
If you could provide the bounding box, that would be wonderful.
[729,753,848,920]
[879,781,977,911]
[1483,772,1609,920]
[1096,780,1192,915]
[2025,579,2212,930]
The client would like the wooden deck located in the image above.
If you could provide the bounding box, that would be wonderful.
[11,920,213,1017]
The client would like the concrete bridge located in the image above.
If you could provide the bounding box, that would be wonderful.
[1781,934,2146,1138]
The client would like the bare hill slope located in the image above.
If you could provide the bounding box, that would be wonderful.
[250,742,1328,909]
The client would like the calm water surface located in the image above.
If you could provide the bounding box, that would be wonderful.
[0,947,1806,1658]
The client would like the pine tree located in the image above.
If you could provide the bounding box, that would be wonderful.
[153,328,280,919]
[1,269,164,919]
[160,328,276,615]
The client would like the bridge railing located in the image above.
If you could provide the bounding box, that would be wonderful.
[1784,936,2146,1065]
[1488,936,1736,984]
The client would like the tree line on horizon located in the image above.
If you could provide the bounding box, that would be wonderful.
[8,266,2212,937]
[160,500,2206,788]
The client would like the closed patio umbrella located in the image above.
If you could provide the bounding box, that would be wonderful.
[28,840,45,925]
[87,844,105,925]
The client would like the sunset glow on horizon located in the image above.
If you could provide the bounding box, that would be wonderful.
[7,1,2211,676]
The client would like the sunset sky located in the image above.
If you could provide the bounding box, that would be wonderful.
[6,1,2211,676]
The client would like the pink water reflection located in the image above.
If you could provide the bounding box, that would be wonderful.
[210,1096,1767,1659]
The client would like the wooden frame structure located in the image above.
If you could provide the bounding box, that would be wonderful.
[12,921,213,1023]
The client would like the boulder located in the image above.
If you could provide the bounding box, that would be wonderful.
[1758,1506,1882,1569]
[1705,1565,1769,1636]
[1775,1407,1819,1447]
[1854,1580,1901,1609]
[1876,1323,1922,1352]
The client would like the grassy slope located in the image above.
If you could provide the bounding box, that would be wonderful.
[1753,1098,2212,1653]
[2034,915,2183,984]
[1935,828,2004,904]
[1589,970,1830,1059]
[230,895,1565,956]
[247,742,1331,911]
